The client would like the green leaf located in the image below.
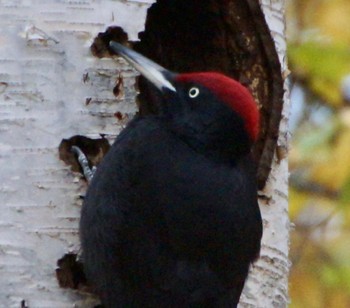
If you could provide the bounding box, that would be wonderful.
[289,42,350,106]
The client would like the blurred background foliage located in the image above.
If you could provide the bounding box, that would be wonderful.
[287,0,350,307]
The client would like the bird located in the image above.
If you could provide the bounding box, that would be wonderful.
[79,41,262,308]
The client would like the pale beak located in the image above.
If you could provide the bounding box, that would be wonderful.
[109,41,176,93]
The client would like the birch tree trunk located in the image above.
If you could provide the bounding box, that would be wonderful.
[0,1,289,307]
[240,2,290,306]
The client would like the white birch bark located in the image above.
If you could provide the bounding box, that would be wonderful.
[240,1,290,307]
[0,0,289,307]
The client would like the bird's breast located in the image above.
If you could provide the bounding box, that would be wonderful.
[134,141,253,256]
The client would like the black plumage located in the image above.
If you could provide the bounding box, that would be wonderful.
[80,42,262,308]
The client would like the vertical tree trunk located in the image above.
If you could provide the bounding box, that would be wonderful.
[0,1,289,307]
[241,2,290,307]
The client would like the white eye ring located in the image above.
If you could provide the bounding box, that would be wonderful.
[188,87,200,98]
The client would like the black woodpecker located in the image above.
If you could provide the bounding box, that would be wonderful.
[80,42,262,308]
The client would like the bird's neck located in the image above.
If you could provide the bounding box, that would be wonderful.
[166,115,252,165]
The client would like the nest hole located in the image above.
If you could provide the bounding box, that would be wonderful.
[59,135,110,175]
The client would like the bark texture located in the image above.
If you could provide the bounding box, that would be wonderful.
[241,1,290,306]
[0,1,152,307]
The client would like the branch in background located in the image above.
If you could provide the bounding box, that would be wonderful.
[290,172,339,199]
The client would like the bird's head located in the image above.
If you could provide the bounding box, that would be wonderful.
[110,42,259,162]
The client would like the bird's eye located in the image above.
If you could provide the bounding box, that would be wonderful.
[188,87,200,98]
